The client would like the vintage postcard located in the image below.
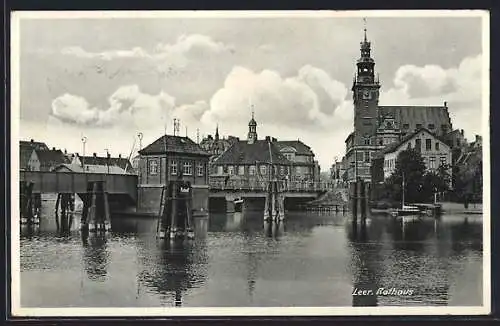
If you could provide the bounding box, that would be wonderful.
[10,10,490,316]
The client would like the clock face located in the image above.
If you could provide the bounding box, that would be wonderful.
[362,90,371,99]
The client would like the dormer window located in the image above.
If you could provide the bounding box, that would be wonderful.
[428,124,435,129]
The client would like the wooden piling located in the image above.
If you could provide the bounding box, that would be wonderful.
[103,191,111,231]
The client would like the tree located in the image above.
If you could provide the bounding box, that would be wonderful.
[383,148,450,204]
[383,148,427,203]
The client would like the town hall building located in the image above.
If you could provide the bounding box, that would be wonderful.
[343,26,453,183]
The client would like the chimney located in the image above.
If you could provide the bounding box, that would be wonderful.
[272,137,277,142]
[461,129,464,136]
[118,154,121,158]
[30,139,34,143]
[444,101,447,107]
[265,136,270,141]
[52,147,56,151]
[107,152,111,159]
[93,153,97,157]
[64,149,67,154]
[76,153,79,157]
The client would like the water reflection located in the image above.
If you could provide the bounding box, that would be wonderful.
[136,219,209,307]
[82,232,110,282]
[19,201,484,307]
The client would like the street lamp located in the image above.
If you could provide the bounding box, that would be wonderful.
[81,136,87,171]
[104,148,110,174]
[137,132,143,151]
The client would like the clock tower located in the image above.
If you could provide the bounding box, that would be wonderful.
[352,25,380,146]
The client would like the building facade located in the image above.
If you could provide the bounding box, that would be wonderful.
[27,148,69,171]
[19,139,49,171]
[343,27,453,183]
[211,114,320,184]
[381,128,452,182]
[136,135,211,216]
[199,126,239,166]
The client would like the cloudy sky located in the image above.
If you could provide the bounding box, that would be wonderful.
[15,12,486,170]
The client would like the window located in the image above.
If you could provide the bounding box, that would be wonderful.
[403,124,409,129]
[170,160,177,175]
[183,161,193,175]
[415,139,422,152]
[228,165,234,175]
[364,151,370,163]
[260,165,267,175]
[148,160,159,175]
[238,165,245,175]
[364,138,370,145]
[249,165,256,175]
[426,139,432,151]
[407,143,411,149]
[296,166,301,174]
[217,165,223,175]
[197,163,204,176]
[440,156,447,166]
[429,156,436,169]
[428,124,435,130]
[435,142,440,151]
[280,166,285,175]
[416,124,422,130]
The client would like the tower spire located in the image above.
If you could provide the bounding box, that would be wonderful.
[215,123,219,140]
[363,17,367,42]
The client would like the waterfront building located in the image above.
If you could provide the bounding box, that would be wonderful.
[136,134,211,216]
[378,128,452,183]
[27,147,69,172]
[19,139,49,171]
[343,26,455,183]
[211,113,320,183]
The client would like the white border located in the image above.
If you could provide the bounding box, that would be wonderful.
[10,10,491,317]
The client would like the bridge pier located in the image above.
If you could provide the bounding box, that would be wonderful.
[226,199,235,213]
[263,181,285,222]
[20,181,40,225]
[350,179,369,224]
[81,181,111,233]
[157,180,195,240]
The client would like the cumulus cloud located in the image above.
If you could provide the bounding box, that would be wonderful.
[50,85,176,129]
[381,54,482,107]
[201,65,352,130]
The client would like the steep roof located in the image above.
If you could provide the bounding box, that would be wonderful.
[20,140,49,151]
[35,149,69,166]
[274,140,314,156]
[214,140,291,165]
[382,127,449,154]
[139,135,210,156]
[378,105,452,135]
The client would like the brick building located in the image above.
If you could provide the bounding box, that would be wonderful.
[343,26,456,183]
[136,134,211,216]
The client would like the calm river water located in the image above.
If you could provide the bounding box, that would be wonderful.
[19,199,483,307]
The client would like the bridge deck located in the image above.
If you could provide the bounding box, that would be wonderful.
[20,171,138,202]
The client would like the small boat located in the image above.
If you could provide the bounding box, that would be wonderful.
[234,198,243,212]
[390,173,424,218]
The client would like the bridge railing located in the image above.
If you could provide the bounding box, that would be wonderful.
[208,178,336,192]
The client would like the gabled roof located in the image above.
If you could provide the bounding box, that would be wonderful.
[35,149,69,166]
[214,140,291,165]
[378,105,452,135]
[20,140,49,151]
[382,127,449,154]
[274,140,314,156]
[77,155,132,170]
[139,135,210,156]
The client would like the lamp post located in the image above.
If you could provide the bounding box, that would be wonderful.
[104,148,110,175]
[81,136,87,171]
[137,132,143,151]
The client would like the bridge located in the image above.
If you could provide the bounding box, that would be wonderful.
[20,171,138,203]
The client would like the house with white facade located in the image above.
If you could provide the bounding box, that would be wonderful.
[381,128,452,182]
